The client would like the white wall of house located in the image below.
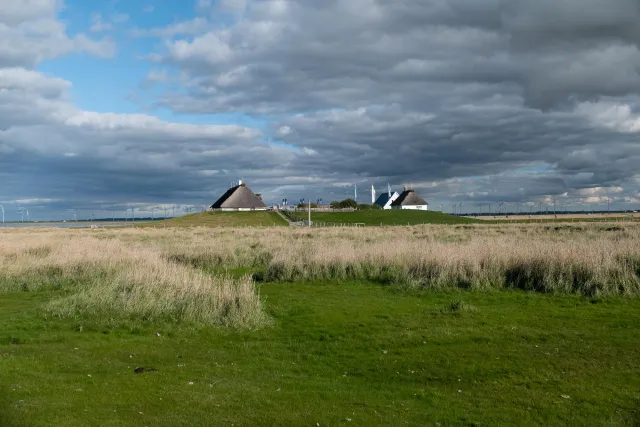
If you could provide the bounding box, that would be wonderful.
[220,208,269,211]
[392,205,428,211]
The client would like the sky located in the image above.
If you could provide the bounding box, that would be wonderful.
[2,0,640,221]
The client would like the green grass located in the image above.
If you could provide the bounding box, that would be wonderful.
[290,210,479,226]
[148,211,288,228]
[2,284,639,426]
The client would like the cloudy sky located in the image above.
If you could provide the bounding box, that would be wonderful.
[2,0,640,220]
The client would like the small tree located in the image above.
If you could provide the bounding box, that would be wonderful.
[329,199,359,209]
[339,198,358,209]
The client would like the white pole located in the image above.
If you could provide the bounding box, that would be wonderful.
[0,205,3,223]
[308,198,311,227]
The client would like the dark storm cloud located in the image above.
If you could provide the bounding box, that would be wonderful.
[134,0,640,208]
[155,0,640,112]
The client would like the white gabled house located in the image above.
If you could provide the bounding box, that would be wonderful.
[390,187,428,211]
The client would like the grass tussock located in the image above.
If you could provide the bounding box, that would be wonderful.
[442,299,478,314]
[0,231,266,327]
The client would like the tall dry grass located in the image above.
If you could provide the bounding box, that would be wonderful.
[2,223,639,327]
[105,223,640,297]
[0,230,265,327]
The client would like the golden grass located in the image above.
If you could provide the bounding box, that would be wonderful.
[0,230,265,327]
[2,222,640,327]
[102,223,640,297]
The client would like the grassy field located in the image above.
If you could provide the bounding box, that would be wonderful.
[151,211,288,227]
[2,224,640,426]
[287,209,478,225]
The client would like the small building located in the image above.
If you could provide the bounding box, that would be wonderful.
[374,191,400,210]
[210,180,268,211]
[391,187,428,211]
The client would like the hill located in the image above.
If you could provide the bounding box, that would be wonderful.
[287,209,478,225]
[150,211,288,227]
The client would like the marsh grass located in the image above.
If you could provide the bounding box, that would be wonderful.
[2,222,640,327]
[0,231,266,327]
[111,223,640,297]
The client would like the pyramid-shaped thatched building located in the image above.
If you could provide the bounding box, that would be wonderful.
[210,181,268,211]
[390,187,428,211]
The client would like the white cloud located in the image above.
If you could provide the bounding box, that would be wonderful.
[576,101,640,133]
[0,1,115,66]
[15,198,60,205]
[277,126,292,136]
[90,14,113,33]
[132,17,210,38]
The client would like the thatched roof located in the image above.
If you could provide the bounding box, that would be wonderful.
[211,183,267,209]
[391,189,427,206]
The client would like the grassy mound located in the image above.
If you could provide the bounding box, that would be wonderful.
[288,209,478,225]
[152,211,287,228]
